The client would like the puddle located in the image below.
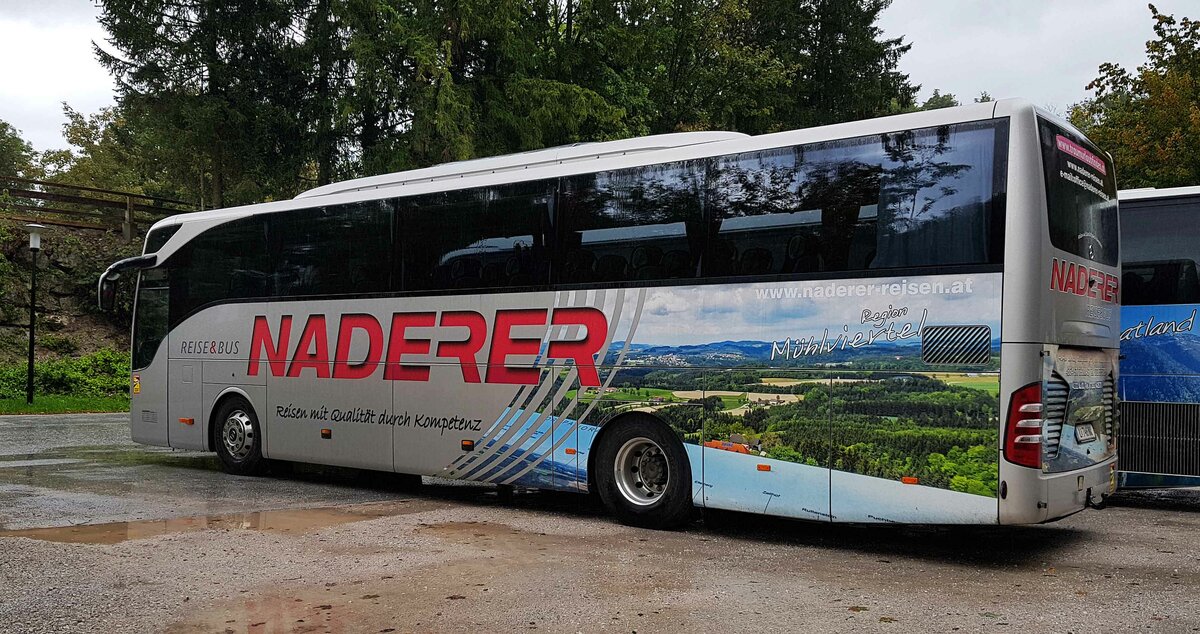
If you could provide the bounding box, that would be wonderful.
[0,459,83,469]
[0,500,439,544]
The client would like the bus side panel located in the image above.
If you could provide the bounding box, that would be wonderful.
[268,362,394,470]
[199,361,266,454]
[429,365,562,486]
[169,275,1009,525]
[827,273,1002,524]
[606,275,1002,524]
[167,358,204,449]
[1120,303,1200,480]
[167,302,270,452]
[701,370,832,522]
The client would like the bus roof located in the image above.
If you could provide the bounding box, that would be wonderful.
[1119,186,1200,201]
[294,131,749,200]
[144,98,1027,254]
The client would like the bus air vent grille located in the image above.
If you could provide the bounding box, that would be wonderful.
[920,325,991,365]
[1117,401,1200,477]
[1103,374,1116,441]
[1042,373,1069,459]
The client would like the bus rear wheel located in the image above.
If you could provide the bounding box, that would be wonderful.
[594,416,694,530]
[213,396,266,476]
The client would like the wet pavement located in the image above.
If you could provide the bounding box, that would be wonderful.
[2,413,1200,633]
[0,414,403,531]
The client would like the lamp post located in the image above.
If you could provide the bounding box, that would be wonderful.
[24,224,44,405]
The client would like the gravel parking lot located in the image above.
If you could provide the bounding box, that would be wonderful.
[1,414,1198,633]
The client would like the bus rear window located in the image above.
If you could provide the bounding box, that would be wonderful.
[1038,117,1118,266]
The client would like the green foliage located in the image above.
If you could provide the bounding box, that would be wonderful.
[0,349,131,399]
[90,0,919,204]
[39,335,79,354]
[1070,4,1200,188]
[39,106,188,205]
[0,394,130,415]
[918,89,959,111]
[0,119,40,180]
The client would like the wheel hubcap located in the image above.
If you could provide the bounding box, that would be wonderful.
[614,437,669,506]
[222,410,254,461]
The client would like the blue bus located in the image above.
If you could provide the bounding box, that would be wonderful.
[1119,186,1200,488]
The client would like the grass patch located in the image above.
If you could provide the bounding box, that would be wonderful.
[0,394,130,415]
[718,394,747,410]
[916,372,1000,397]
[942,377,1000,397]
[565,387,681,403]
[759,378,805,386]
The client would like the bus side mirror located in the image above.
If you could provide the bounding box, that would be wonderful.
[98,276,117,312]
[97,253,157,312]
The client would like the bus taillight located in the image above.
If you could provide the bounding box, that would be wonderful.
[1005,382,1043,469]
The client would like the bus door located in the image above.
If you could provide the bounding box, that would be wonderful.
[166,303,256,451]
[130,268,171,447]
[701,370,832,522]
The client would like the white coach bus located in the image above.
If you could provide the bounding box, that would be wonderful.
[100,99,1118,529]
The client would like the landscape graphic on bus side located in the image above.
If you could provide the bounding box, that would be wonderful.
[171,271,1003,524]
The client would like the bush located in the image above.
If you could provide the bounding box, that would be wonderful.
[40,334,78,354]
[0,348,130,399]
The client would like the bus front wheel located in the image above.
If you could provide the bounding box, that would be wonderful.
[594,416,694,530]
[213,396,266,476]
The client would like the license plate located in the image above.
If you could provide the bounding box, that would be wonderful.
[1075,423,1097,444]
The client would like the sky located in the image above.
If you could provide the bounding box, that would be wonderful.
[0,0,1195,152]
[633,273,1000,348]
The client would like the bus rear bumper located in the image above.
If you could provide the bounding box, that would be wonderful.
[1042,457,1116,521]
[1000,456,1117,524]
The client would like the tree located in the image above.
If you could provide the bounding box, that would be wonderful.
[92,0,924,204]
[0,120,38,180]
[1070,4,1200,188]
[96,0,309,207]
[918,89,958,110]
[763,0,917,129]
[40,105,184,201]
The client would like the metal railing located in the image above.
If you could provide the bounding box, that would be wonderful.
[0,176,196,242]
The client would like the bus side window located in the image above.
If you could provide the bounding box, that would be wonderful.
[874,122,1006,269]
[557,163,705,285]
[269,202,392,297]
[1122,202,1200,306]
[1123,260,1200,306]
[706,145,879,277]
[168,216,269,325]
[399,182,552,293]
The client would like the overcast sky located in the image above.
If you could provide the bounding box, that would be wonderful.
[0,0,1194,152]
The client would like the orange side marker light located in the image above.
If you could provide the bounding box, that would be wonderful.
[178,418,194,426]
[757,464,771,472]
[901,476,919,485]
[461,439,475,452]
[565,448,577,455]
[320,428,332,439]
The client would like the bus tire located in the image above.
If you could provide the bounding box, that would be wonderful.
[212,396,267,476]
[594,416,694,530]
